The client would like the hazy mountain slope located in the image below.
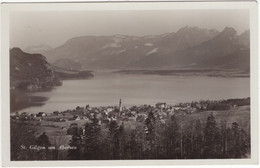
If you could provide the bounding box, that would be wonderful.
[207,48,250,71]
[53,58,82,71]
[44,26,219,68]
[24,45,53,54]
[158,27,249,70]
[10,48,94,90]
[10,48,61,89]
[169,27,242,65]
[42,26,249,70]
[238,30,250,48]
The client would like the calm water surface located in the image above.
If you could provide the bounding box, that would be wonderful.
[16,71,250,113]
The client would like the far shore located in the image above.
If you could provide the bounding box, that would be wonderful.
[115,69,250,78]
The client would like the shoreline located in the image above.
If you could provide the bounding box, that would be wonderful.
[11,97,250,117]
[11,97,250,114]
[115,69,250,78]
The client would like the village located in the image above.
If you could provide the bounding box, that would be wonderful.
[11,98,245,129]
[10,98,251,160]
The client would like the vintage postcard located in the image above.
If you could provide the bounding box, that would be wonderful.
[1,1,258,167]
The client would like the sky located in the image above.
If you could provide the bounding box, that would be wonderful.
[10,9,249,49]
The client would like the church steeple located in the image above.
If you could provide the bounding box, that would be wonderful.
[119,99,122,112]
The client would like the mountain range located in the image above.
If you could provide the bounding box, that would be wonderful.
[25,26,250,71]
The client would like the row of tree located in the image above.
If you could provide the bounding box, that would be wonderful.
[11,112,250,160]
[67,112,250,160]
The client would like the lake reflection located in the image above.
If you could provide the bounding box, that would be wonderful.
[13,71,250,114]
[10,89,49,112]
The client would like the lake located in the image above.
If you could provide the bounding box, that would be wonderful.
[14,71,250,114]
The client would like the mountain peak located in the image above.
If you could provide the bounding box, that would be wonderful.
[216,27,237,40]
[221,27,237,35]
[10,47,25,56]
[176,26,199,34]
[10,47,48,62]
[11,47,23,53]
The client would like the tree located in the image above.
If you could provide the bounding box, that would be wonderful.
[220,120,227,158]
[164,115,180,159]
[225,127,233,157]
[229,122,249,158]
[191,119,203,158]
[239,128,250,158]
[67,123,80,136]
[36,132,52,160]
[67,134,81,160]
[82,115,101,160]
[108,120,120,159]
[182,126,193,159]
[67,126,82,160]
[230,122,241,158]
[225,123,250,158]
[144,111,156,158]
[36,132,51,147]
[11,122,37,160]
[125,130,142,159]
[52,134,69,160]
[118,123,127,159]
[203,113,221,158]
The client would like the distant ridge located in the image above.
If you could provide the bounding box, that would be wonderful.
[24,44,53,54]
[34,26,249,71]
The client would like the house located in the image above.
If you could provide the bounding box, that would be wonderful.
[53,111,59,115]
[160,119,166,124]
[131,111,136,116]
[73,115,81,121]
[202,104,208,110]
[21,112,28,116]
[83,116,90,121]
[59,118,66,122]
[36,112,46,117]
[106,107,114,113]
[11,115,20,120]
[30,114,37,118]
[129,115,137,122]
[86,105,92,111]
[156,103,167,109]
[111,116,117,121]
[98,120,102,125]
[76,106,84,112]
[173,106,181,111]
[232,104,238,108]
[65,109,72,113]
[195,103,202,109]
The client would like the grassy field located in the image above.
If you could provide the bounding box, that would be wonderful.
[178,105,250,132]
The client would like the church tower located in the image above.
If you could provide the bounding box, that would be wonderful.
[119,99,122,112]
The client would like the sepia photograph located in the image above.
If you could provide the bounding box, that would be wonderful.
[1,1,258,167]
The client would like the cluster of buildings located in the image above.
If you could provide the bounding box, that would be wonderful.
[12,99,205,124]
[11,111,47,121]
[11,99,236,125]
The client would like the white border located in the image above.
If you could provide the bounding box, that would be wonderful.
[1,1,259,167]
